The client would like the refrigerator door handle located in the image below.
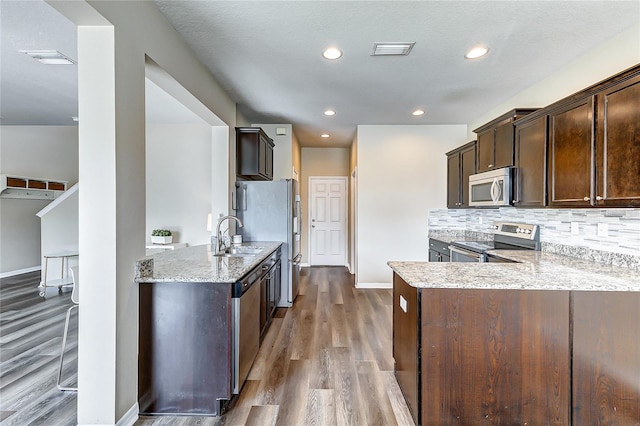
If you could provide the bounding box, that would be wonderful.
[235,183,247,211]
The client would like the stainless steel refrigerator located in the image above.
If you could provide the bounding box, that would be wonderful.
[234,179,301,307]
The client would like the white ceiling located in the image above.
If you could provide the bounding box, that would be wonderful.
[2,1,639,148]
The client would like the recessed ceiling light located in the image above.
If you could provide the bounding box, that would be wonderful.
[20,50,76,65]
[323,47,342,60]
[412,109,425,116]
[371,42,416,56]
[465,46,489,59]
[321,134,330,138]
[324,110,336,116]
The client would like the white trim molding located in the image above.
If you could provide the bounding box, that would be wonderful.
[355,282,393,289]
[116,403,139,426]
[0,266,41,279]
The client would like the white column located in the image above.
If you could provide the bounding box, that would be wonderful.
[77,25,118,423]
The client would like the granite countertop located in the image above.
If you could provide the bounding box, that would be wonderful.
[135,242,282,283]
[388,249,640,292]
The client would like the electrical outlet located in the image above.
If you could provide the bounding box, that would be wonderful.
[571,222,579,235]
[597,223,609,237]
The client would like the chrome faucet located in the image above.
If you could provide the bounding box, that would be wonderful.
[216,215,244,253]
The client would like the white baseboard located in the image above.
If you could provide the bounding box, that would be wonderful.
[355,282,393,289]
[0,266,41,279]
[300,262,310,268]
[116,402,139,426]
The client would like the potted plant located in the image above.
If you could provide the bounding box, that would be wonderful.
[151,229,172,244]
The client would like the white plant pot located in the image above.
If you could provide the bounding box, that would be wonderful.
[151,235,172,244]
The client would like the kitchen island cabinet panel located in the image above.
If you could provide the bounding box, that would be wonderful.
[392,273,419,424]
[420,288,570,425]
[572,291,640,424]
[139,282,232,415]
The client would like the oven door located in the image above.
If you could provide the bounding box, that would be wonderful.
[448,246,485,262]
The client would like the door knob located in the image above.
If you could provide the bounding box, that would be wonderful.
[583,196,590,201]
[596,195,603,201]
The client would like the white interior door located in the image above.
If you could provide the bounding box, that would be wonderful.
[309,177,347,266]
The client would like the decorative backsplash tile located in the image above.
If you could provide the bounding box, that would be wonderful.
[428,208,640,257]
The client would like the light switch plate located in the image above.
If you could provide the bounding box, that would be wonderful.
[571,222,579,235]
[597,223,609,237]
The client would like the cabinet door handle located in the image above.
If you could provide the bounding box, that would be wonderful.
[596,195,603,201]
[583,196,591,201]
[488,164,494,168]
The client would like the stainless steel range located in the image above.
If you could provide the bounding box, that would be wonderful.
[449,222,540,263]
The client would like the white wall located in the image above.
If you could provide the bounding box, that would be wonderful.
[0,126,78,275]
[252,123,294,180]
[146,124,212,246]
[468,23,640,139]
[39,186,79,282]
[356,125,467,287]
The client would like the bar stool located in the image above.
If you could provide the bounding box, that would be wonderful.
[57,265,78,392]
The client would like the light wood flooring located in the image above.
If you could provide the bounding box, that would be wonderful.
[1,267,413,425]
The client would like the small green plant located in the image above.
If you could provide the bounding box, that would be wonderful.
[151,229,172,237]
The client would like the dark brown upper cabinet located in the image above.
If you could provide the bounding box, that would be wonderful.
[514,114,548,207]
[474,109,538,173]
[236,127,274,181]
[548,66,640,208]
[548,97,595,207]
[595,72,640,207]
[446,141,476,208]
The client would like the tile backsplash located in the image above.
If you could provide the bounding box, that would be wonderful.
[428,208,640,257]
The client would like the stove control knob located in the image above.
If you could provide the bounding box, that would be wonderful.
[525,229,531,234]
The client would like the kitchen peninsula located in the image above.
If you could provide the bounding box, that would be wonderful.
[135,242,282,416]
[388,251,640,425]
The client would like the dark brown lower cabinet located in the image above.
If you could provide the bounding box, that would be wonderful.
[393,274,640,426]
[572,291,640,424]
[139,282,232,416]
[420,288,570,425]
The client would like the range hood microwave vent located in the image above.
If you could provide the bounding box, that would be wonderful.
[0,174,68,200]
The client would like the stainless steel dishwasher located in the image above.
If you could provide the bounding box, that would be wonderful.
[232,269,261,394]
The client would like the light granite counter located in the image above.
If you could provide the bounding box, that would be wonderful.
[388,250,640,292]
[135,242,282,283]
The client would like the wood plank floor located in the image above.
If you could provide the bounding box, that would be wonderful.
[0,271,77,426]
[1,267,413,425]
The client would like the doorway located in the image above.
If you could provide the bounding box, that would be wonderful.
[308,177,347,266]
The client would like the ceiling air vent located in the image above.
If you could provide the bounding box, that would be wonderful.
[371,42,415,56]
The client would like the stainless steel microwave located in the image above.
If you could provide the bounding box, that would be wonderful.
[468,167,513,207]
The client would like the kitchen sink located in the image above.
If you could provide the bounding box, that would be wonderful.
[214,246,263,257]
